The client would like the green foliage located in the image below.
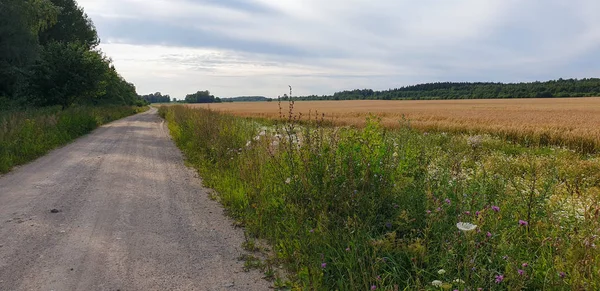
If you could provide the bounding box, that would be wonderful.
[161,105,600,290]
[185,90,218,103]
[28,42,107,108]
[0,0,140,109]
[0,105,148,173]
[141,92,171,103]
[38,0,99,49]
[295,78,600,101]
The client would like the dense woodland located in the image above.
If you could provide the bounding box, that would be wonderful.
[0,0,144,109]
[290,78,600,101]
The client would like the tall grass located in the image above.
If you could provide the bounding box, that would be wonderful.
[160,104,600,290]
[0,105,148,173]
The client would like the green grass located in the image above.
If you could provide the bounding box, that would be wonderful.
[0,105,148,173]
[160,105,600,290]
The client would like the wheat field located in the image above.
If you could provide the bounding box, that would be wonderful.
[187,98,600,152]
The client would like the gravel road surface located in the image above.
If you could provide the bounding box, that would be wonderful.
[0,108,269,291]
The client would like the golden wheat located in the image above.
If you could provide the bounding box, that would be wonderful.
[185,98,600,152]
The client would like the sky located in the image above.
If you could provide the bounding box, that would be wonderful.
[77,0,600,99]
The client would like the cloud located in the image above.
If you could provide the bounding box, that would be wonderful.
[77,0,600,97]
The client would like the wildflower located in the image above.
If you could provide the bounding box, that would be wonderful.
[518,269,525,276]
[285,178,291,184]
[522,263,528,268]
[345,247,350,251]
[309,229,314,233]
[495,274,504,284]
[321,262,326,268]
[491,205,500,212]
[385,222,392,229]
[456,222,477,232]
[426,210,432,214]
[438,269,446,275]
[464,211,471,215]
[454,279,465,284]
[371,285,377,290]
[445,198,451,205]
[486,232,492,238]
[559,272,566,278]
[502,255,509,260]
[431,280,443,287]
[392,152,398,157]
[519,220,529,226]
[245,141,251,147]
[393,204,399,209]
[436,207,442,212]
[475,211,480,217]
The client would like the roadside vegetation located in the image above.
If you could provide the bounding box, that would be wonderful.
[0,106,147,174]
[0,0,147,173]
[160,103,599,290]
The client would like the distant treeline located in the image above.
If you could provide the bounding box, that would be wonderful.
[185,90,222,103]
[1,0,145,109]
[222,96,271,102]
[141,92,172,103]
[288,78,600,101]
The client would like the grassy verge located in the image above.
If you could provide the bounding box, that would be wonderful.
[0,105,148,173]
[160,104,599,290]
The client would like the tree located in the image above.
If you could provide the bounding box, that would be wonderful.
[0,0,58,100]
[38,0,99,49]
[29,42,108,108]
[185,90,216,103]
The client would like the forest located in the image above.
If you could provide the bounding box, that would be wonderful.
[0,0,144,109]
[290,78,600,101]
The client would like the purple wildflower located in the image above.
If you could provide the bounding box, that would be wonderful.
[345,247,350,252]
[491,205,500,212]
[487,232,492,238]
[436,207,442,212]
[519,220,529,226]
[522,263,529,268]
[559,272,566,278]
[495,274,504,283]
[371,285,377,290]
[321,262,327,268]
[385,222,392,229]
[465,211,471,215]
[445,198,451,205]
[518,269,525,276]
[426,210,432,214]
[475,211,480,217]
[393,204,399,209]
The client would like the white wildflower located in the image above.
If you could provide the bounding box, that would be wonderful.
[437,269,446,275]
[431,280,443,287]
[392,152,398,158]
[245,141,251,147]
[285,178,291,184]
[456,222,477,232]
[454,278,465,284]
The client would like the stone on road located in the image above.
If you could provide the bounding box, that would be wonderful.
[0,108,269,291]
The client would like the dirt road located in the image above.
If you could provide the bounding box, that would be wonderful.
[0,108,269,290]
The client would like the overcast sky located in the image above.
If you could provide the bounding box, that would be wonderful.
[77,0,600,98]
